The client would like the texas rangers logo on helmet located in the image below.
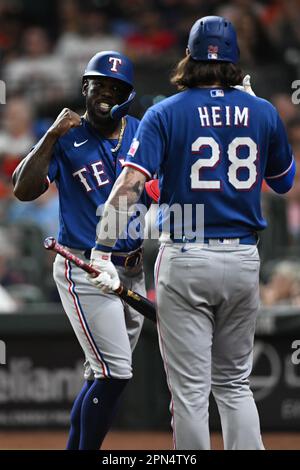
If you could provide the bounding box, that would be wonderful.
[109,57,122,72]
[207,45,218,59]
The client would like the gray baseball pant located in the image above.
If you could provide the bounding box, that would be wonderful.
[53,250,144,380]
[155,241,264,450]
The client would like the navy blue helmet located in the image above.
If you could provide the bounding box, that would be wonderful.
[187,16,240,64]
[83,51,136,120]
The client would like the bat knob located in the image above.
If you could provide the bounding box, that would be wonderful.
[44,236,56,250]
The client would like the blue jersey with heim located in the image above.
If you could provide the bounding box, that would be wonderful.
[48,116,149,251]
[124,87,294,240]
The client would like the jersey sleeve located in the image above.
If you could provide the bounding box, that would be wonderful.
[123,108,167,179]
[264,111,294,179]
[46,141,61,185]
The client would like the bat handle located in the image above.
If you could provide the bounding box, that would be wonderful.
[44,236,121,284]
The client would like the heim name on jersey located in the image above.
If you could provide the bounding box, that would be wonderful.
[198,105,249,127]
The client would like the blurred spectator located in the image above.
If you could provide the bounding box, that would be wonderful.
[285,150,300,247]
[216,4,280,67]
[261,0,300,77]
[259,190,289,265]
[0,97,35,206]
[0,96,34,159]
[56,9,124,83]
[260,259,300,307]
[7,184,59,238]
[271,0,300,52]
[125,9,178,63]
[155,0,206,32]
[260,0,283,36]
[0,284,18,312]
[287,116,300,150]
[116,0,156,18]
[0,227,20,312]
[259,148,300,265]
[3,27,73,107]
[55,0,81,35]
[271,93,300,124]
[0,2,23,64]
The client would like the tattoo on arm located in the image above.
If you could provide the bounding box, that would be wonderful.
[132,180,144,197]
[96,167,147,246]
[109,167,146,208]
[13,130,58,201]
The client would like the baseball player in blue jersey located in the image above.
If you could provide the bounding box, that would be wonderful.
[90,17,296,450]
[12,51,148,450]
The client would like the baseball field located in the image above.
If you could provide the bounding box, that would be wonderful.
[0,432,299,450]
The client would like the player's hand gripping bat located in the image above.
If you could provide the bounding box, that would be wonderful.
[44,237,156,323]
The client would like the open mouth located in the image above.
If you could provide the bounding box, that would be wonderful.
[95,101,113,115]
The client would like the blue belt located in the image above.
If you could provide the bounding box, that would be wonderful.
[170,233,258,245]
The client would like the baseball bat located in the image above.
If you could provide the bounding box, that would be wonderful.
[44,237,156,323]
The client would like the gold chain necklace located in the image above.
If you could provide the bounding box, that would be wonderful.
[83,113,126,154]
[111,117,126,153]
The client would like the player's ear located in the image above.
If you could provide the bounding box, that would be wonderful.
[82,79,88,96]
[186,47,190,57]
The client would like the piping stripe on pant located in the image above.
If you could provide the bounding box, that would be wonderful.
[155,245,177,449]
[65,259,111,378]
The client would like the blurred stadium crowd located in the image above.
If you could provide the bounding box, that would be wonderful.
[0,0,300,311]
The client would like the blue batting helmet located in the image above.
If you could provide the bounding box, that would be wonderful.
[83,51,136,120]
[187,16,239,64]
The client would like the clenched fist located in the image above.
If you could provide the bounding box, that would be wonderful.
[48,108,82,138]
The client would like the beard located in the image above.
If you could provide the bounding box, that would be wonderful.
[86,99,114,127]
[85,100,121,135]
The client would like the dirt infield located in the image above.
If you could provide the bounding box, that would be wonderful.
[0,431,299,450]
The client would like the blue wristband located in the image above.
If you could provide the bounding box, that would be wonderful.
[265,158,296,194]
